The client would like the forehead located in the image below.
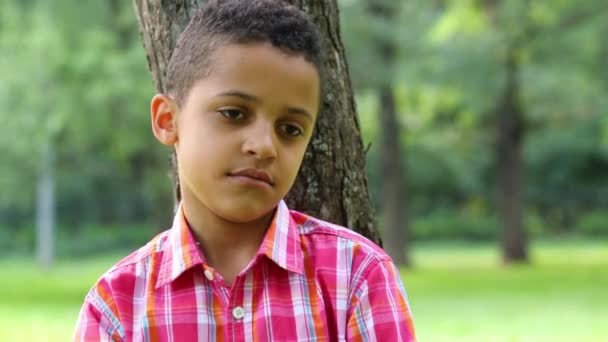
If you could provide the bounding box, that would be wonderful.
[188,42,320,115]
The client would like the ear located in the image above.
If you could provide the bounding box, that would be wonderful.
[151,94,178,146]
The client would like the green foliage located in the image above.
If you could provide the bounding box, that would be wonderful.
[0,223,162,257]
[411,211,544,241]
[412,212,497,241]
[57,223,161,257]
[576,211,608,236]
[343,0,608,239]
[526,117,608,231]
[0,0,172,233]
[0,228,15,254]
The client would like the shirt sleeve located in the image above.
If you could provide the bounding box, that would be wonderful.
[73,288,124,342]
[346,259,416,341]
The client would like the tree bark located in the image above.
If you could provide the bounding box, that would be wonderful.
[495,47,528,263]
[132,0,381,245]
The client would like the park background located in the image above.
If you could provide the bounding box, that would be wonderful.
[1,0,607,341]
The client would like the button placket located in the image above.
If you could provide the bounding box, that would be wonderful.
[232,306,245,320]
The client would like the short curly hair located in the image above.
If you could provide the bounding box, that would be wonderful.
[165,0,323,105]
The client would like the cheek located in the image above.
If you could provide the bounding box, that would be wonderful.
[177,133,223,176]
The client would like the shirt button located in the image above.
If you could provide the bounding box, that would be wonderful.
[204,269,214,281]
[232,306,245,320]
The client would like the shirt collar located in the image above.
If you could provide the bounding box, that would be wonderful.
[258,200,303,275]
[156,202,205,289]
[156,200,303,289]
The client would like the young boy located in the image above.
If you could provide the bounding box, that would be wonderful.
[74,0,415,340]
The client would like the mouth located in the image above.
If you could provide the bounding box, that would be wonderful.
[228,168,274,187]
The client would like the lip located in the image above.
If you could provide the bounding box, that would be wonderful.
[228,168,274,187]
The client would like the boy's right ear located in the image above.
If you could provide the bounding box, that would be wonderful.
[151,94,178,146]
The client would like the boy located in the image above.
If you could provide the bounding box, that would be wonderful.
[74,0,415,340]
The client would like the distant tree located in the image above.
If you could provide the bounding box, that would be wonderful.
[483,0,606,262]
[368,0,410,265]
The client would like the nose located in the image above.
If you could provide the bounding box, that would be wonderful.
[242,122,278,160]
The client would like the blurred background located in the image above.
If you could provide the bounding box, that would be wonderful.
[1,0,607,341]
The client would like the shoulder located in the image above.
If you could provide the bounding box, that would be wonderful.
[291,210,388,257]
[290,209,393,278]
[113,228,171,268]
[77,229,172,339]
[87,228,171,297]
[110,229,170,272]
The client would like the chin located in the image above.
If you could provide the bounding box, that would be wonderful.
[218,203,277,223]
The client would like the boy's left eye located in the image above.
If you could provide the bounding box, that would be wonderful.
[219,109,245,120]
[279,124,304,137]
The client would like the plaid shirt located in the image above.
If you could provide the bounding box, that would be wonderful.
[74,201,415,341]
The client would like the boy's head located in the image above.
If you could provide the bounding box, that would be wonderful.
[151,0,323,225]
[166,0,323,105]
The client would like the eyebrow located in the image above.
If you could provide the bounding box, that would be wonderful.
[215,90,314,121]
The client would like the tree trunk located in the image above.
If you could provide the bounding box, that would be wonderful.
[378,86,409,265]
[496,47,528,263]
[369,0,409,265]
[36,143,55,269]
[132,0,381,245]
[481,0,528,263]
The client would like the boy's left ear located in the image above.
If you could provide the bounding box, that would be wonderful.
[150,94,178,146]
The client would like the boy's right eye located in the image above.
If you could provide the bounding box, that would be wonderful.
[218,108,246,121]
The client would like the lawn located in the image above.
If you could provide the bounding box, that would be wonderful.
[0,239,606,341]
[403,239,608,341]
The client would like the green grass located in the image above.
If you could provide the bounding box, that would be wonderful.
[0,255,124,342]
[403,239,608,341]
[0,239,606,341]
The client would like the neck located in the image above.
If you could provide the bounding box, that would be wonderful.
[181,196,275,283]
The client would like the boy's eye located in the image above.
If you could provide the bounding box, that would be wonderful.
[219,109,245,120]
[279,124,304,137]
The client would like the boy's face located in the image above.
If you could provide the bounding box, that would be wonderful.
[152,42,320,223]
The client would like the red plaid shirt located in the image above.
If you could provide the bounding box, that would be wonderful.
[74,201,415,341]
